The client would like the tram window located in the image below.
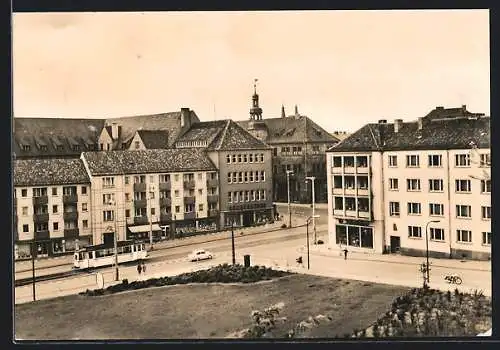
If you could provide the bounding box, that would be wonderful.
[96,250,103,258]
[124,246,131,253]
[74,254,79,261]
[141,244,145,251]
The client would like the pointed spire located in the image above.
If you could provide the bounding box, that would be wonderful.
[281,104,286,118]
[294,104,299,117]
[253,78,258,95]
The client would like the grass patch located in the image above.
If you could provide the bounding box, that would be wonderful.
[15,274,407,340]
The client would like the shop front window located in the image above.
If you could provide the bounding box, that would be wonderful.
[53,240,65,254]
[348,226,360,247]
[360,227,373,248]
[335,225,347,245]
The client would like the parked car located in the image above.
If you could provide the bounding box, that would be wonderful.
[188,249,214,262]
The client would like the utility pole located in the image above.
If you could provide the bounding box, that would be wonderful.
[231,220,236,265]
[306,219,310,270]
[286,170,293,228]
[425,220,440,285]
[306,176,317,244]
[31,240,36,301]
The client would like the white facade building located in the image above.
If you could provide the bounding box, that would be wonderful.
[327,106,491,260]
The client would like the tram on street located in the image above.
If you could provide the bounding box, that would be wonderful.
[73,240,148,269]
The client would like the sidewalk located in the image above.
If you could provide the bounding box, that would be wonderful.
[15,220,296,272]
[301,244,491,272]
[275,202,328,210]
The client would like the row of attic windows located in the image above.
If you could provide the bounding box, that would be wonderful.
[18,136,98,153]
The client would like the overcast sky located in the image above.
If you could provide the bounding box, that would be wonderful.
[13,10,490,132]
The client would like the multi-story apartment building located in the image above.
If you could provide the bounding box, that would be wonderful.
[326,106,491,260]
[175,119,274,228]
[237,85,339,203]
[80,149,218,245]
[13,159,93,259]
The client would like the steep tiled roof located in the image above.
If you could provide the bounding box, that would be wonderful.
[105,110,199,146]
[13,118,104,158]
[81,149,216,176]
[14,158,91,187]
[236,115,339,144]
[328,116,490,152]
[176,120,270,150]
[136,130,170,149]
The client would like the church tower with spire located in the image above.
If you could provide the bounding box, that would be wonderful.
[247,78,268,141]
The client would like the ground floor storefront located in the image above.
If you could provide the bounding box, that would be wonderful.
[15,236,93,260]
[152,217,219,240]
[221,207,274,229]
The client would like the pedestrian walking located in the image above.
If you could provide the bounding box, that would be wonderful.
[137,261,142,275]
[142,261,147,274]
[343,248,348,260]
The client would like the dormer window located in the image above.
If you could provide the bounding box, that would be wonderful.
[40,145,48,151]
[22,145,31,151]
[56,145,64,151]
[72,145,80,152]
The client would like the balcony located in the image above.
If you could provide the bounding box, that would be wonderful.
[133,182,147,192]
[208,209,219,218]
[358,211,371,219]
[33,196,48,206]
[183,180,196,190]
[160,213,172,222]
[344,188,356,196]
[184,196,195,205]
[330,166,343,174]
[134,199,147,208]
[344,166,356,174]
[356,166,369,174]
[62,194,78,204]
[357,188,370,196]
[345,210,357,217]
[63,212,79,221]
[207,194,219,203]
[206,178,218,188]
[333,209,344,216]
[64,228,80,239]
[332,188,343,195]
[33,213,49,223]
[159,197,172,207]
[134,216,149,225]
[159,181,171,191]
[184,212,196,220]
[35,230,50,240]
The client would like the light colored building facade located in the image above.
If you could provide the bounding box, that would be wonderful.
[327,106,491,260]
[14,159,93,259]
[80,149,218,245]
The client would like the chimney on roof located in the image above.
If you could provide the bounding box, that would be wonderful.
[378,119,387,124]
[281,105,286,118]
[111,122,120,140]
[294,105,299,118]
[462,104,467,112]
[417,117,423,130]
[394,119,403,133]
[180,108,190,128]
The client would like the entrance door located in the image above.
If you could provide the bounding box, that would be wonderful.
[103,232,114,246]
[242,212,253,227]
[390,236,401,253]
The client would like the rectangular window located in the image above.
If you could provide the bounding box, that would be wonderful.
[481,206,491,219]
[389,178,399,190]
[456,205,472,218]
[408,226,422,238]
[83,220,88,229]
[103,210,114,221]
[174,190,180,198]
[23,224,29,232]
[243,172,248,183]
[33,188,48,197]
[260,154,264,162]
[102,177,115,188]
[81,186,87,195]
[480,153,491,167]
[151,207,156,216]
[407,202,421,215]
[175,205,180,213]
[174,174,179,182]
[228,192,232,203]
[226,155,231,163]
[82,203,88,212]
[102,193,115,205]
[261,189,267,200]
[481,180,491,193]
[237,154,242,163]
[249,154,254,163]
[407,179,421,191]
[125,176,130,185]
[457,230,472,243]
[428,154,442,167]
[260,171,265,182]
[429,203,444,216]
[333,156,342,167]
[21,189,27,197]
[198,204,204,211]
[53,222,59,231]
[455,179,471,193]
[22,206,28,216]
[388,155,397,167]
[429,179,444,192]
[455,154,470,167]
[482,232,491,245]
[389,202,400,217]
[243,154,248,163]
[406,155,419,167]
[256,190,261,201]
[52,187,58,196]
[430,228,445,241]
[249,172,254,182]
[251,190,256,201]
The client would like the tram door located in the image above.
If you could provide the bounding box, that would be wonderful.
[103,232,114,245]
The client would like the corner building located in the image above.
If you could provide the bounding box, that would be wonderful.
[326,106,491,260]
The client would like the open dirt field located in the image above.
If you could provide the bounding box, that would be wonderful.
[15,274,409,340]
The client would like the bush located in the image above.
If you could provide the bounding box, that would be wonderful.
[281,224,287,229]
[81,264,293,297]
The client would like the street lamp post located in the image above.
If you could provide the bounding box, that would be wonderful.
[286,170,294,228]
[231,220,236,265]
[109,199,119,281]
[305,215,320,270]
[31,240,36,301]
[425,220,440,284]
[305,176,317,244]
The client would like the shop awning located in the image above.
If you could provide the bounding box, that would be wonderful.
[128,224,162,233]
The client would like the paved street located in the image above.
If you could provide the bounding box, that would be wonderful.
[15,225,491,304]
